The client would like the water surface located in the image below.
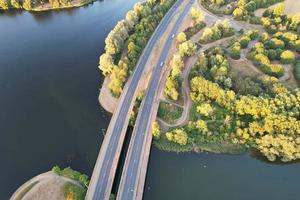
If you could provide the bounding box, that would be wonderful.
[0,1,299,199]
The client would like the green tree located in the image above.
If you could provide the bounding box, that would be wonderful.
[23,0,31,10]
[233,7,244,20]
[267,49,277,61]
[0,0,9,9]
[176,32,187,43]
[11,0,21,8]
[273,3,284,16]
[280,50,295,64]
[245,1,256,12]
[178,40,197,57]
[99,53,116,76]
[230,42,241,59]
[239,36,250,48]
[190,7,204,24]
[152,121,161,139]
[49,0,60,8]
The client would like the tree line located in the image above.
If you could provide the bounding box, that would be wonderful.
[99,0,177,97]
[0,0,77,10]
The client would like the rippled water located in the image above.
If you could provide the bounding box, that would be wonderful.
[0,1,299,199]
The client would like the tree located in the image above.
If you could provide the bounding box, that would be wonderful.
[176,32,187,43]
[245,1,256,12]
[166,128,188,145]
[233,7,244,20]
[197,103,214,117]
[256,134,300,162]
[164,77,179,100]
[280,50,295,64]
[11,0,21,8]
[79,174,89,187]
[201,28,214,42]
[23,0,31,10]
[49,0,60,8]
[178,40,197,57]
[190,7,204,24]
[0,0,9,9]
[170,53,184,78]
[152,121,160,139]
[273,3,285,16]
[230,42,241,59]
[99,53,115,76]
[267,49,277,61]
[239,36,250,48]
[60,0,71,7]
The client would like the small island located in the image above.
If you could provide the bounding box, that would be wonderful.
[0,0,93,11]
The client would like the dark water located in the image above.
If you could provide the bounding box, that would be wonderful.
[0,1,299,199]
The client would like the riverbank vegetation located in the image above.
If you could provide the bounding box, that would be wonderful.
[52,166,89,200]
[0,0,92,11]
[99,0,177,97]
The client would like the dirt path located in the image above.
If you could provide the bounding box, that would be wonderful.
[159,36,235,130]
[10,171,82,200]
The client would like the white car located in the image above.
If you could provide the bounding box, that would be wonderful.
[171,34,175,38]
[160,62,164,67]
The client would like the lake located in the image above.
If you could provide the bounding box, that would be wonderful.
[0,0,299,199]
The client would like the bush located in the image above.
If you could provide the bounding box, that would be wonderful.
[249,16,261,24]
[184,22,206,39]
[239,36,251,48]
[177,32,187,43]
[245,1,257,12]
[253,53,284,77]
[267,38,285,49]
[280,50,295,64]
[230,42,241,59]
[63,182,86,200]
[52,166,90,188]
[267,49,277,61]
[232,77,264,96]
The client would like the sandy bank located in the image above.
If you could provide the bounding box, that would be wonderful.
[31,0,93,12]
[10,171,81,200]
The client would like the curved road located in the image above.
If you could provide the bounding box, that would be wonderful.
[116,1,195,200]
[85,1,185,199]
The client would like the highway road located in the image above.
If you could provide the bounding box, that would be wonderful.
[85,1,184,199]
[116,1,195,200]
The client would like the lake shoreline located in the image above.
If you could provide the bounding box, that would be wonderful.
[0,0,94,12]
[10,171,81,200]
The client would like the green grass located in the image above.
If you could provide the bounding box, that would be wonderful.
[157,101,183,124]
[52,166,89,187]
[154,137,193,153]
[295,59,300,84]
[63,182,86,200]
[194,141,246,154]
